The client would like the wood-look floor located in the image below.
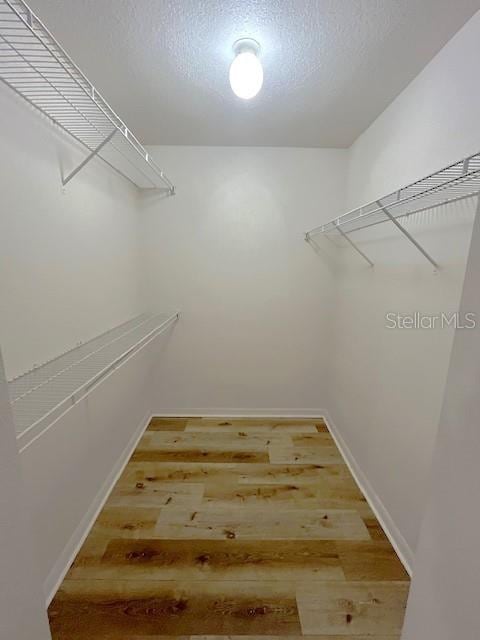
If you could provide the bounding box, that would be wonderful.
[48,417,410,639]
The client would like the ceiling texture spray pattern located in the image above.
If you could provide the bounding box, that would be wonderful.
[26,0,480,147]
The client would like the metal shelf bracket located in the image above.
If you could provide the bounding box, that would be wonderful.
[334,221,374,267]
[376,200,439,270]
[62,129,117,186]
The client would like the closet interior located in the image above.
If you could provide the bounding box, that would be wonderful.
[1,1,480,639]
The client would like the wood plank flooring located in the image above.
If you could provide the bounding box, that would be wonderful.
[48,417,410,639]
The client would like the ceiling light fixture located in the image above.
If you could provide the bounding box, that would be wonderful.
[229,38,263,100]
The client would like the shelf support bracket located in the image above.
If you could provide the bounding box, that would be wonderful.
[334,222,374,267]
[376,200,439,270]
[62,129,117,186]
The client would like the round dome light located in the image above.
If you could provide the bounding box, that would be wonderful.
[229,39,263,100]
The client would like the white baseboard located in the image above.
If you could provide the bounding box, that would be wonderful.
[322,410,414,576]
[44,411,152,605]
[150,408,327,418]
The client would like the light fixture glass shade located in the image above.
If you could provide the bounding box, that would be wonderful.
[229,50,263,100]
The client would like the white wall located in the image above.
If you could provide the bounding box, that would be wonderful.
[0,86,142,380]
[346,9,480,207]
[401,199,480,640]
[139,146,347,413]
[325,11,480,567]
[0,80,158,607]
[0,352,51,640]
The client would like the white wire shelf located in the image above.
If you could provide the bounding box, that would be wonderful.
[305,151,480,268]
[9,311,179,444]
[0,0,174,191]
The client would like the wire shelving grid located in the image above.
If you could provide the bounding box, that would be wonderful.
[306,151,480,268]
[0,0,174,191]
[9,312,179,444]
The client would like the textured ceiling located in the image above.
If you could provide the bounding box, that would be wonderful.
[27,0,480,147]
